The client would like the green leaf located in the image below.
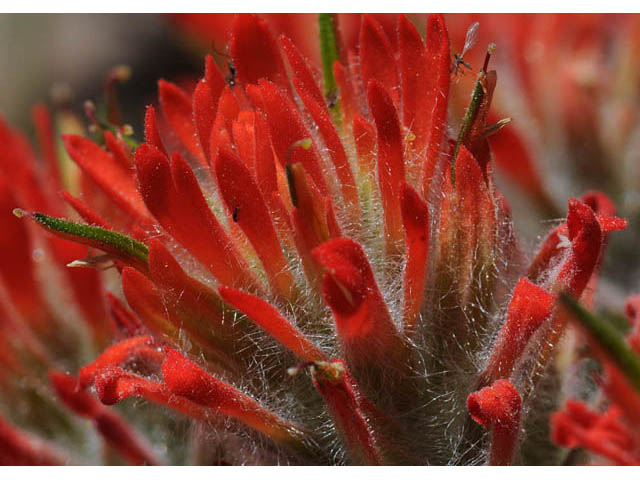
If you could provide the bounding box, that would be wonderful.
[16,210,148,270]
[560,292,640,393]
[452,72,485,186]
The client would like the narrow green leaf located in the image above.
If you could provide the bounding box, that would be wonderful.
[318,13,342,127]
[451,72,485,186]
[560,292,640,393]
[16,210,148,270]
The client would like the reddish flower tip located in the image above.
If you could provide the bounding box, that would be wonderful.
[481,277,554,385]
[467,379,522,465]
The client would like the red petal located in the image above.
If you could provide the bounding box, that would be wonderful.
[94,367,209,421]
[480,278,554,386]
[158,80,207,166]
[367,79,406,255]
[281,35,325,106]
[231,14,290,91]
[231,111,256,171]
[193,78,216,163]
[467,379,522,465]
[258,80,329,195]
[295,79,361,225]
[104,131,132,169]
[333,61,357,125]
[121,267,178,339]
[219,286,325,362]
[398,15,426,159]
[134,144,258,289]
[454,146,494,289]
[204,54,226,100]
[556,198,602,297]
[359,14,398,104]
[215,148,294,299]
[63,135,152,225]
[146,240,239,363]
[254,111,278,198]
[62,191,111,229]
[312,238,401,372]
[293,78,361,225]
[143,105,167,157]
[420,13,451,190]
[162,348,304,446]
[400,184,429,333]
[352,114,377,176]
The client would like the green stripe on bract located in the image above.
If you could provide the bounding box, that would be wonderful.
[318,13,342,127]
[32,212,148,265]
[561,292,640,393]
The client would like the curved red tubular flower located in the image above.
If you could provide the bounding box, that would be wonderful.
[92,366,209,422]
[312,238,404,377]
[78,335,159,389]
[480,278,554,386]
[218,286,326,362]
[556,198,603,296]
[551,401,639,466]
[467,379,522,465]
[161,349,306,448]
[400,183,429,333]
[0,415,65,466]
[50,371,162,465]
[367,79,405,256]
[311,360,384,465]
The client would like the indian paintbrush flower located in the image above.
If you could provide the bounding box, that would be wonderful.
[0,13,638,466]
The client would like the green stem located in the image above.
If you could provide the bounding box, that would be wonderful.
[318,13,342,127]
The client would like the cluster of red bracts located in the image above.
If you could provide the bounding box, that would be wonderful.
[0,12,635,465]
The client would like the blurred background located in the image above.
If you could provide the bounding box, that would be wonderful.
[0,14,202,133]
